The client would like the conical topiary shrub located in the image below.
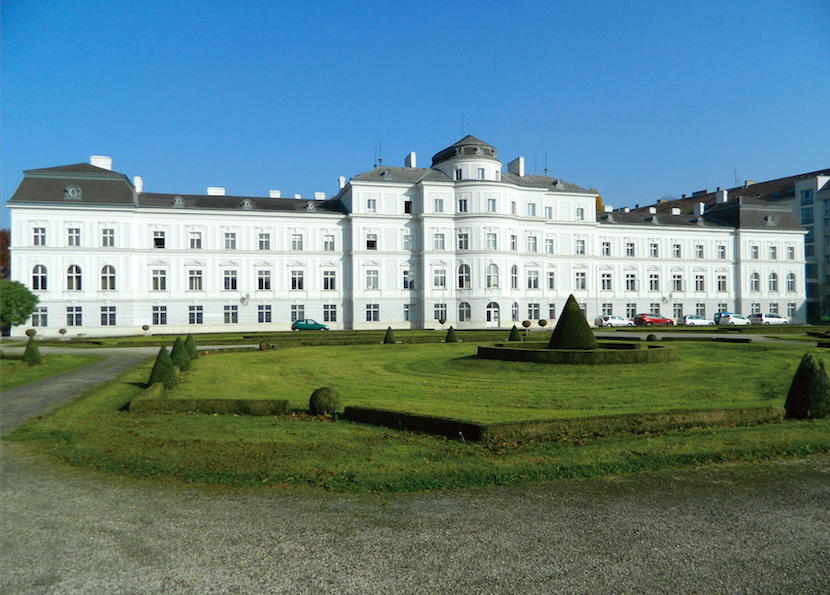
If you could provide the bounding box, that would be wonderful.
[445,326,457,343]
[547,295,598,350]
[383,326,396,344]
[22,337,43,366]
[170,337,191,371]
[785,352,830,419]
[185,334,199,359]
[309,387,344,417]
[148,346,178,389]
[508,325,522,342]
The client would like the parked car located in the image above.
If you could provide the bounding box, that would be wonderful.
[594,315,634,327]
[718,313,751,326]
[632,313,674,326]
[748,313,788,325]
[291,319,329,331]
[678,315,715,326]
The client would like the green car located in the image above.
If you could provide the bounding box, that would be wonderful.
[291,319,329,331]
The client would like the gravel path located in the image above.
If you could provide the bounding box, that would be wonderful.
[1,345,829,594]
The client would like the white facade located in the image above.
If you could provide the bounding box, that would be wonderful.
[8,136,808,338]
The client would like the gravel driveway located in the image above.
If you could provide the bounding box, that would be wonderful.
[1,345,828,594]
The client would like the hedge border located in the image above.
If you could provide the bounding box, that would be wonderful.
[129,382,288,416]
[477,342,677,365]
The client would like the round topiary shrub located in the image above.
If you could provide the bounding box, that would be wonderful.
[538,319,548,328]
[142,325,150,332]
[785,352,830,419]
[445,326,457,342]
[25,329,36,337]
[22,337,43,366]
[59,328,67,335]
[383,326,396,344]
[309,387,344,417]
[646,334,660,342]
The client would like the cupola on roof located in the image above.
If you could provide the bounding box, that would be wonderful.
[431,135,498,167]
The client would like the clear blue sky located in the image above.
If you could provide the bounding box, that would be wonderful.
[2,0,828,228]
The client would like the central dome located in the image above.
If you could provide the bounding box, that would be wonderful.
[431,135,498,167]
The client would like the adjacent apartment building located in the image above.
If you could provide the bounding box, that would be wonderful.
[7,136,807,337]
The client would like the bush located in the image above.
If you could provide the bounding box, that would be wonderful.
[508,325,522,342]
[383,327,396,344]
[25,329,36,337]
[148,346,178,389]
[538,319,548,328]
[309,387,344,417]
[547,294,598,350]
[170,337,191,371]
[785,352,830,419]
[445,326,457,343]
[22,337,43,366]
[185,335,199,359]
[646,334,660,342]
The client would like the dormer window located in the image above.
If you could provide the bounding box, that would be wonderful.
[65,185,81,200]
[173,196,184,207]
[241,199,253,210]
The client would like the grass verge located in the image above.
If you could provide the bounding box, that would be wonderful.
[1,354,102,391]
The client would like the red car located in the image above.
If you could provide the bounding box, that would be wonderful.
[633,313,674,326]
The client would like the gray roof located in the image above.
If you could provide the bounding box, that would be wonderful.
[431,135,499,167]
[138,192,346,214]
[501,173,595,194]
[352,166,452,184]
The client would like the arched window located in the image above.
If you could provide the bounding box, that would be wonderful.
[768,273,778,292]
[511,265,518,289]
[101,265,116,290]
[486,264,499,288]
[512,302,519,321]
[67,265,82,290]
[32,265,47,290]
[458,302,471,322]
[457,264,471,289]
[786,273,796,292]
[750,272,760,292]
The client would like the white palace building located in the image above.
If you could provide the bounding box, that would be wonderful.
[7,135,807,338]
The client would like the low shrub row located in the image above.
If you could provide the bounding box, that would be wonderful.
[130,383,288,416]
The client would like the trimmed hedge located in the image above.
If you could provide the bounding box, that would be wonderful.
[548,294,598,350]
[22,338,43,366]
[785,352,830,419]
[170,337,191,371]
[129,384,288,416]
[477,342,677,365]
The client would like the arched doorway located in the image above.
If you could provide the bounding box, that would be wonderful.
[486,302,500,327]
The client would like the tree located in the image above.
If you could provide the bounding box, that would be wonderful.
[0,279,38,333]
[0,229,9,279]
[591,191,603,212]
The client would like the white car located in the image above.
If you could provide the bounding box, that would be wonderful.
[678,315,715,326]
[594,315,634,327]
[748,313,788,325]
[718,313,752,326]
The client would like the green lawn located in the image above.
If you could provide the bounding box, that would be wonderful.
[1,354,102,391]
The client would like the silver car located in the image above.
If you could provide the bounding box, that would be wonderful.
[748,313,788,325]
[678,315,715,326]
[594,315,634,327]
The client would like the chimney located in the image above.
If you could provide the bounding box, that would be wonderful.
[648,207,657,214]
[744,180,756,187]
[314,192,326,200]
[603,205,613,212]
[338,176,346,190]
[133,176,143,194]
[207,187,225,196]
[269,190,281,198]
[671,207,681,216]
[715,189,728,204]
[90,155,112,170]
[681,194,687,199]
[693,202,706,216]
[507,157,525,177]
[294,194,301,199]
[405,152,417,168]
[623,207,630,213]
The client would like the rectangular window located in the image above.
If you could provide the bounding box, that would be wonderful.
[152,270,167,291]
[801,189,814,205]
[769,246,777,260]
[486,233,497,250]
[696,303,705,317]
[511,202,517,215]
[153,231,164,249]
[751,245,759,259]
[549,303,557,319]
[673,304,683,318]
[528,303,540,319]
[650,303,661,315]
[102,229,115,247]
[602,303,613,316]
[292,234,303,251]
[433,269,446,288]
[751,303,761,315]
[527,270,539,289]
[33,227,46,246]
[324,235,335,251]
[323,304,337,322]
[696,244,704,259]
[601,273,612,290]
[366,270,379,290]
[291,270,304,290]
[511,235,518,251]
[32,307,47,327]
[788,303,796,317]
[403,270,414,290]
[190,232,202,249]
[487,198,497,213]
[258,270,272,290]
[434,233,445,250]
[258,233,271,251]
[366,304,380,322]
[152,306,167,326]
[258,305,272,323]
[649,274,660,291]
[601,241,611,256]
[544,206,552,219]
[189,270,203,291]
[575,239,585,255]
[434,198,444,212]
[434,303,447,321]
[454,169,462,181]
[718,245,726,259]
[718,303,727,313]
[403,303,412,322]
[626,242,635,257]
[626,273,636,291]
[671,244,680,258]
[68,228,81,247]
[547,271,555,290]
[404,200,412,214]
[626,303,637,318]
[651,243,660,258]
[323,270,336,291]
[367,233,378,250]
[101,306,116,326]
[672,274,683,291]
[769,302,779,315]
[291,305,304,322]
[367,198,376,212]
[403,234,414,251]
[458,198,468,213]
[224,270,237,290]
[801,207,814,225]
[224,305,238,324]
[576,207,584,221]
[717,275,727,291]
[189,305,203,324]
[545,238,554,254]
[458,233,469,250]
[527,236,537,252]
[575,271,587,290]
[695,275,705,291]
[67,306,82,326]
[224,232,236,250]
[528,203,536,217]
[477,168,484,180]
